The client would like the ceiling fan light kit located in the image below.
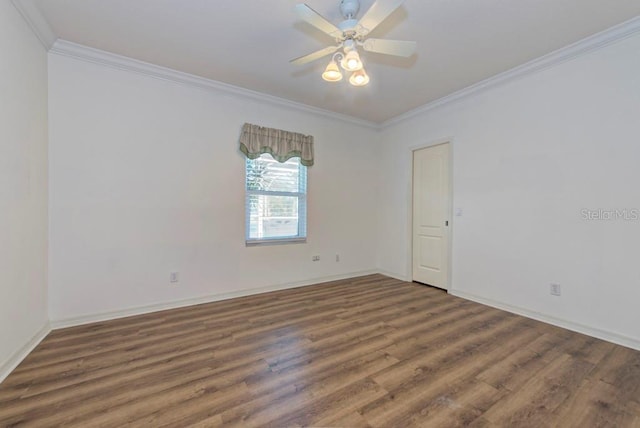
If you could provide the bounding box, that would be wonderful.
[292,0,416,87]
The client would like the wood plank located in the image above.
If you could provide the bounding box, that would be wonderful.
[0,274,638,427]
[481,353,595,426]
[360,316,539,426]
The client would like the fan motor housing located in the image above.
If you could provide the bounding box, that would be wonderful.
[338,18,358,34]
[340,0,360,19]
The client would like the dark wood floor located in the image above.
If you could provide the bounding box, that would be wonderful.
[1,275,639,427]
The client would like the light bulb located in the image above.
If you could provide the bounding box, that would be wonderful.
[341,49,363,71]
[349,69,370,86]
[322,60,343,82]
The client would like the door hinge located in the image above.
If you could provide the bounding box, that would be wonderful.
[445,220,449,226]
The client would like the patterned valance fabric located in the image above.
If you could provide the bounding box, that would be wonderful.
[239,123,314,166]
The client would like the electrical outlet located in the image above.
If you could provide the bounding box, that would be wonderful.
[550,283,561,296]
[335,254,340,262]
[312,255,320,262]
[170,272,179,283]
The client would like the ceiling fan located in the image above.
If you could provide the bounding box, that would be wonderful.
[291,0,416,86]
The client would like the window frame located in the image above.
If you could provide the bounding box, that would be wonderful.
[245,154,308,246]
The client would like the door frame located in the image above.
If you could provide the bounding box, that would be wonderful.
[407,138,454,291]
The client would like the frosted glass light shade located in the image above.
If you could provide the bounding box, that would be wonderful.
[349,68,370,86]
[322,60,343,82]
[341,50,363,71]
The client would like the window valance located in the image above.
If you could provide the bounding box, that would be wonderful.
[239,123,314,167]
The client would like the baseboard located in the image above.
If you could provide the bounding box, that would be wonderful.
[377,269,410,282]
[0,323,51,384]
[8,276,637,386]
[51,270,378,329]
[449,289,640,351]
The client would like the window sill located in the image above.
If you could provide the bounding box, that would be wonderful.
[246,237,307,247]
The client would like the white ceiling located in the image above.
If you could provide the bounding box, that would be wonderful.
[31,0,640,123]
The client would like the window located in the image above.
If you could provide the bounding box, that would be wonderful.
[245,153,307,245]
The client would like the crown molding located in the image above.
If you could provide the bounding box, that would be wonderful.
[49,40,381,130]
[382,16,640,129]
[31,13,640,130]
[11,0,57,50]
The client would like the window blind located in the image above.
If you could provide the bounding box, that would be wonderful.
[245,154,307,244]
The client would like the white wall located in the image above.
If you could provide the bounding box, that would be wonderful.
[378,33,640,348]
[48,53,380,322]
[0,2,49,378]
[41,13,640,351]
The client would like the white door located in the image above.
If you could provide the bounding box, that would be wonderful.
[412,143,451,289]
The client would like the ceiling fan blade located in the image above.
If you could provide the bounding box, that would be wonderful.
[290,45,340,65]
[362,38,416,57]
[356,0,405,36]
[294,4,343,38]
